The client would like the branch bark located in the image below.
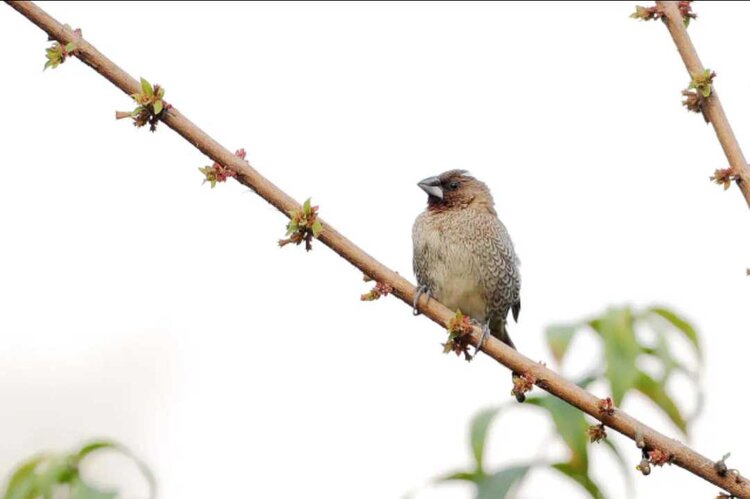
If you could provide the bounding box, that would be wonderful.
[5,1,749,497]
[656,0,750,208]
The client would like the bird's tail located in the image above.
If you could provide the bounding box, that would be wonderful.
[491,320,516,350]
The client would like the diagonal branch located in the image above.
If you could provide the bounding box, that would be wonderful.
[656,0,750,208]
[5,1,749,497]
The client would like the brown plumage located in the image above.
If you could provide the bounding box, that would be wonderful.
[412,169,521,350]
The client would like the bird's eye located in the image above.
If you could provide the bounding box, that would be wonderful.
[448,181,460,190]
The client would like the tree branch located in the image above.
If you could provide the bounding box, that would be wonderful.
[656,0,750,208]
[5,1,748,497]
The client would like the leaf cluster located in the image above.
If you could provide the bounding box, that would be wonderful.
[2,440,155,499]
[437,305,702,498]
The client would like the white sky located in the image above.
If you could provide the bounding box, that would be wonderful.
[1,2,749,498]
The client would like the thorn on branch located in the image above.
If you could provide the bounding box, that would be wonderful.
[116,77,171,132]
[598,397,615,416]
[442,310,474,362]
[710,168,740,191]
[587,423,607,443]
[511,372,535,403]
[43,25,81,70]
[278,198,323,251]
[361,281,393,301]
[199,148,245,188]
[715,493,734,499]
[715,453,731,477]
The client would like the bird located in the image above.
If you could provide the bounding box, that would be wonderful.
[411,169,521,353]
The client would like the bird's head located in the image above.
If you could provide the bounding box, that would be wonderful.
[417,169,495,214]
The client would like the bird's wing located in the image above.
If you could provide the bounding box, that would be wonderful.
[412,212,434,291]
[486,216,522,322]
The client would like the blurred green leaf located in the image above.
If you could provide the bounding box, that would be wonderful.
[527,396,588,471]
[153,100,163,115]
[476,466,530,499]
[469,406,503,474]
[647,307,701,361]
[303,198,311,213]
[77,441,119,461]
[35,456,77,498]
[545,324,578,365]
[634,370,687,434]
[590,308,639,405]
[438,471,480,483]
[70,478,116,499]
[553,462,605,499]
[3,455,43,499]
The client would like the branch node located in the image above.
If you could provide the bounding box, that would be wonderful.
[442,310,474,362]
[199,148,245,188]
[511,371,536,403]
[361,281,393,301]
[710,168,741,191]
[635,426,646,449]
[637,457,652,476]
[278,197,323,251]
[587,423,607,444]
[117,77,170,132]
[597,397,615,417]
[43,25,81,70]
[715,453,731,476]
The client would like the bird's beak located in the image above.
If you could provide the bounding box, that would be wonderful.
[418,176,443,200]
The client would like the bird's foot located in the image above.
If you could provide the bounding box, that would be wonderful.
[475,322,491,355]
[412,285,431,316]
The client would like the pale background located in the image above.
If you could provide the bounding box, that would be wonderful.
[1,2,749,498]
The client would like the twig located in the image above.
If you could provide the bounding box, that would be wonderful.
[655,0,750,208]
[4,2,749,497]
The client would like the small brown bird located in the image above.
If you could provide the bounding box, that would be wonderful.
[412,169,521,352]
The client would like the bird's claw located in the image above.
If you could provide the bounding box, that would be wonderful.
[412,285,431,316]
[476,323,491,355]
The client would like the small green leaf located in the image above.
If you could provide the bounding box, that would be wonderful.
[648,307,700,359]
[552,462,605,499]
[476,466,531,499]
[302,198,312,213]
[469,406,503,473]
[634,370,687,434]
[43,60,53,71]
[153,100,163,115]
[527,396,588,471]
[590,308,639,405]
[156,87,165,99]
[700,85,711,98]
[65,42,76,52]
[311,220,323,238]
[140,77,154,97]
[545,324,578,365]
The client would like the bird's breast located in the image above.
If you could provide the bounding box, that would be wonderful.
[413,213,488,322]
